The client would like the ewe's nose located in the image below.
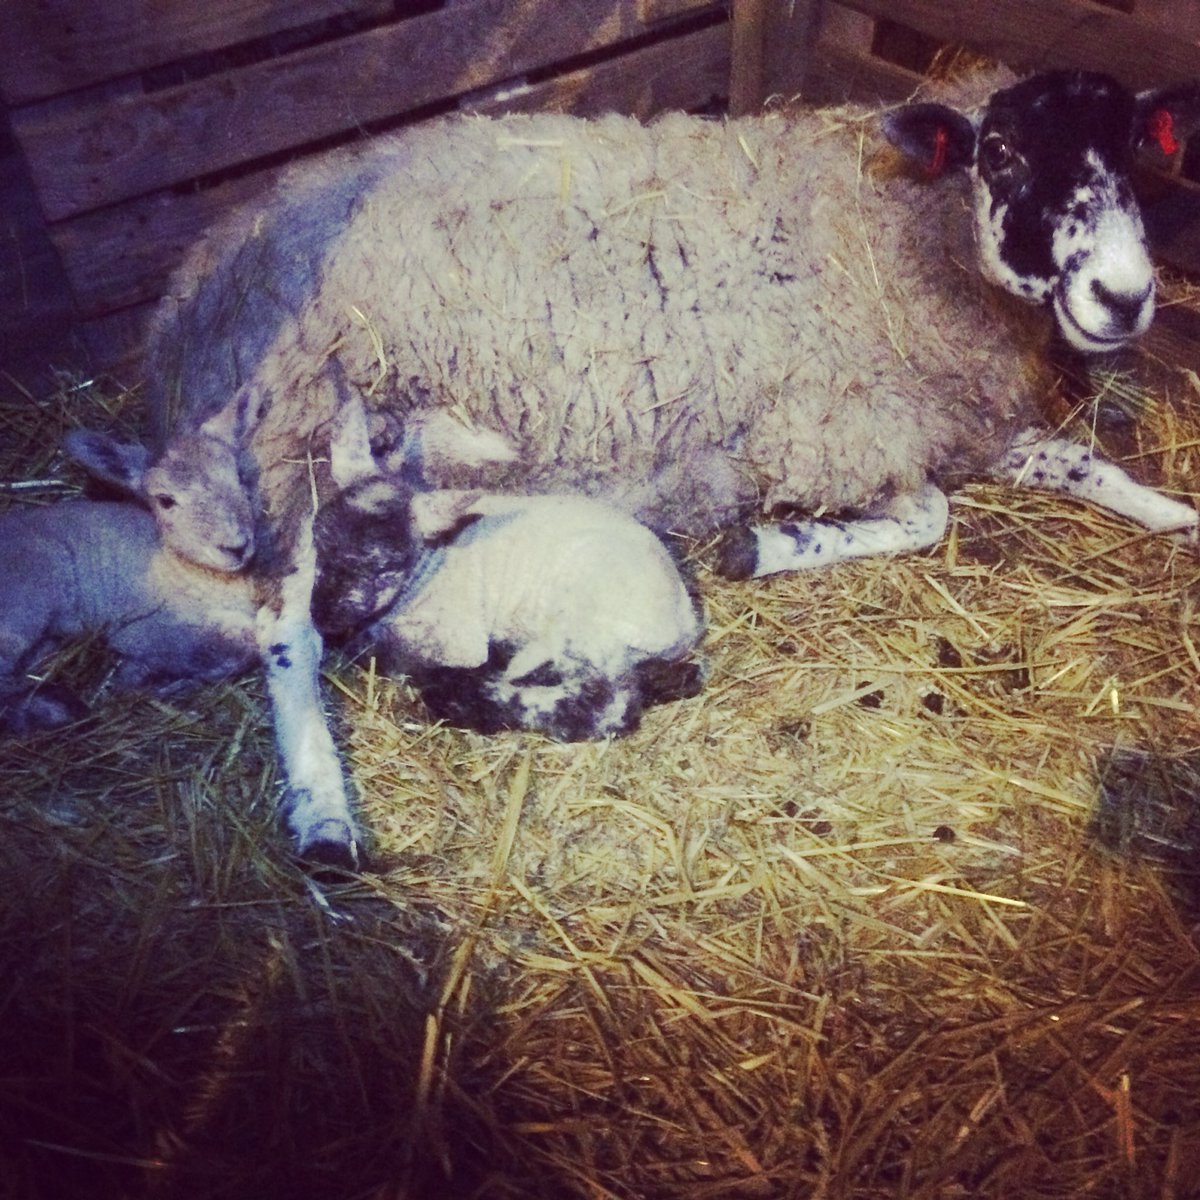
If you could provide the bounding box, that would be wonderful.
[1056,257,1155,353]
[1091,279,1153,331]
[1054,197,1156,352]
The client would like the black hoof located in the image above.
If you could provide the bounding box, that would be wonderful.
[634,657,706,706]
[298,819,363,875]
[714,526,758,580]
[0,684,89,735]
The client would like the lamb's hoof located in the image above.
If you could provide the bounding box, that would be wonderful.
[298,819,363,875]
[714,526,758,580]
[634,657,706,706]
[0,684,88,735]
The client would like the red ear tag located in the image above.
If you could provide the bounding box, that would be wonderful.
[924,126,949,177]
[1148,108,1180,155]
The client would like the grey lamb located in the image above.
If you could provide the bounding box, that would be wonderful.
[0,435,258,734]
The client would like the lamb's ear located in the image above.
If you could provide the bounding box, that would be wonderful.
[882,103,977,177]
[381,411,517,484]
[200,390,246,445]
[62,429,150,497]
[1134,82,1200,158]
[409,489,485,548]
[328,387,377,489]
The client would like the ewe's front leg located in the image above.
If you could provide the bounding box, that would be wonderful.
[257,514,362,870]
[997,430,1198,535]
[716,484,950,580]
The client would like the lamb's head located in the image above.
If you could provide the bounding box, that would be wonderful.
[885,69,1200,353]
[309,382,424,639]
[311,474,427,641]
[311,383,501,640]
[64,421,255,574]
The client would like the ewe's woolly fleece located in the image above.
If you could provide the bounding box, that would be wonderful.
[147,69,1048,538]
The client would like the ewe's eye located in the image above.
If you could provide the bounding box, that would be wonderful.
[154,493,177,511]
[980,135,1017,175]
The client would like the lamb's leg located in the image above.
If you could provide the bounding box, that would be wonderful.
[716,483,950,580]
[257,513,362,870]
[0,628,88,732]
[411,651,694,741]
[996,429,1198,535]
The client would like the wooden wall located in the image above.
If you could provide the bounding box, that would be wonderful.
[0,0,731,369]
[729,0,1200,108]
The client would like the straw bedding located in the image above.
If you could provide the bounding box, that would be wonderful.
[2,321,1200,1198]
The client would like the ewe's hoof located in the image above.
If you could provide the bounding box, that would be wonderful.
[298,819,363,874]
[714,526,758,580]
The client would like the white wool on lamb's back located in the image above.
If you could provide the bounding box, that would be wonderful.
[385,491,701,673]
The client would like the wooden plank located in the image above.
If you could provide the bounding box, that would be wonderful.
[12,0,703,223]
[833,0,1200,89]
[1132,0,1200,43]
[821,3,878,55]
[761,0,824,106]
[52,21,732,325]
[1143,174,1200,277]
[468,19,730,119]
[731,0,818,114]
[637,0,716,22]
[0,146,79,388]
[729,0,824,115]
[49,174,275,316]
[77,302,159,382]
[729,0,771,116]
[0,0,394,106]
[802,38,923,106]
[1141,299,1200,371]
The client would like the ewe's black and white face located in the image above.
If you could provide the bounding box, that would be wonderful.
[886,70,1199,354]
[974,72,1154,353]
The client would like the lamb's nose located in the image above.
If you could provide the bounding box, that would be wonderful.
[221,539,253,568]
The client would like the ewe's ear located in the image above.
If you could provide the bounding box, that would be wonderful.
[1134,82,1200,157]
[62,429,150,496]
[882,103,977,176]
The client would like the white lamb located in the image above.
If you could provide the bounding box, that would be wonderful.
[310,394,704,742]
[128,66,1200,866]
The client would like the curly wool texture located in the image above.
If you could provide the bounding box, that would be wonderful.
[146,71,1049,539]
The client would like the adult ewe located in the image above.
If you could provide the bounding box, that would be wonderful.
[135,67,1200,867]
[143,66,1200,574]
